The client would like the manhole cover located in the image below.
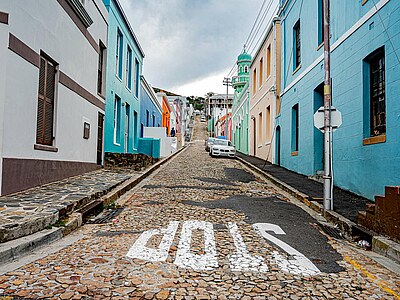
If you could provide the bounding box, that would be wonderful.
[318,223,344,239]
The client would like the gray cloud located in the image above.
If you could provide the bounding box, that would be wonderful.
[119,0,262,91]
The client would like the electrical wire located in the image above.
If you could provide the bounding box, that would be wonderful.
[225,0,275,78]
[371,0,400,64]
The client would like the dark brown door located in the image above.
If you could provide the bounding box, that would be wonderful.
[97,112,104,165]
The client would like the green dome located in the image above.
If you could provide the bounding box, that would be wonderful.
[238,49,252,62]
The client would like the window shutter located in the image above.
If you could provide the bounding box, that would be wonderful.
[36,58,46,144]
[36,57,56,145]
[44,61,55,145]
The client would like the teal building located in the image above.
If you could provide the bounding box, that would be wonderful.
[232,49,252,154]
[277,0,400,200]
[102,0,145,154]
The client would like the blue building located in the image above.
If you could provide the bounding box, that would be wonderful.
[102,0,145,154]
[277,0,400,200]
[140,76,162,137]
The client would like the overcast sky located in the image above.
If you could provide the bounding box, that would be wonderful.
[119,0,278,97]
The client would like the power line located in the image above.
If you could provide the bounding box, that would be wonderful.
[248,4,279,55]
[225,0,274,78]
[371,0,400,64]
[245,0,268,46]
[247,0,275,53]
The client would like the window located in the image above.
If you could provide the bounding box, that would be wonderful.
[291,104,299,152]
[126,46,132,89]
[133,111,138,149]
[266,106,271,141]
[259,58,263,87]
[364,47,386,137]
[253,69,257,94]
[146,110,149,127]
[36,55,57,146]
[134,58,139,97]
[244,66,248,73]
[267,45,271,77]
[97,42,106,95]
[114,96,121,144]
[258,112,263,144]
[116,29,123,79]
[293,20,301,70]
[318,0,324,45]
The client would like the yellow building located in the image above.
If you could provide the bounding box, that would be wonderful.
[249,18,281,163]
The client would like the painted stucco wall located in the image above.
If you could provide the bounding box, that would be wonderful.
[139,79,162,138]
[0,0,107,193]
[278,0,400,199]
[250,21,281,162]
[232,84,250,155]
[103,0,144,153]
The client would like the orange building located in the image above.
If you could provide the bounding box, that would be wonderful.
[158,92,171,135]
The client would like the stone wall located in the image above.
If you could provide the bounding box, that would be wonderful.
[104,153,160,170]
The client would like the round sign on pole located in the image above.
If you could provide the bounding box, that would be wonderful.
[313,106,342,132]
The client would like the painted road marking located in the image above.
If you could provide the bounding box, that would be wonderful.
[126,221,179,262]
[344,256,400,299]
[253,223,320,276]
[126,220,320,275]
[228,222,269,273]
[174,220,218,271]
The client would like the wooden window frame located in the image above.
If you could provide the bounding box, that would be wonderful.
[97,41,106,96]
[126,46,132,90]
[134,58,140,98]
[293,20,301,70]
[291,104,299,152]
[362,47,386,146]
[36,54,57,147]
[266,45,271,78]
[116,29,123,79]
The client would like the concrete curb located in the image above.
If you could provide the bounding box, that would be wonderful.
[236,156,400,263]
[0,146,188,266]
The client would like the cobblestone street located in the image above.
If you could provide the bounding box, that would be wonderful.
[0,120,399,299]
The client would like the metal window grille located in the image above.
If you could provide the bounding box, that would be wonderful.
[294,21,301,68]
[370,51,386,136]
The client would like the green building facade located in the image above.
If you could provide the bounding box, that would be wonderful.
[232,49,251,154]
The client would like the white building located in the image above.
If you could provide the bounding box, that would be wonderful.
[0,0,108,195]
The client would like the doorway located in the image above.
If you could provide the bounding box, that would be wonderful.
[124,104,130,153]
[314,83,324,173]
[96,112,104,165]
[275,125,281,165]
[252,117,256,156]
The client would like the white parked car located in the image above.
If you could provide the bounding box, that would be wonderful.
[209,139,235,158]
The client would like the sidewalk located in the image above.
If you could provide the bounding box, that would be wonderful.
[236,153,370,223]
[0,147,186,265]
[236,152,400,264]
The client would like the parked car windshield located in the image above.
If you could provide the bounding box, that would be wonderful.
[207,138,215,143]
[214,139,231,146]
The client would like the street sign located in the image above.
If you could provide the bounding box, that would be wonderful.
[313,106,342,132]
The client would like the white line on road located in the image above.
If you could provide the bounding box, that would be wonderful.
[126,221,179,262]
[253,223,321,276]
[228,222,269,273]
[174,220,218,271]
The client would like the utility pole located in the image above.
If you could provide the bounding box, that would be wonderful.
[323,0,333,213]
[223,77,232,139]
